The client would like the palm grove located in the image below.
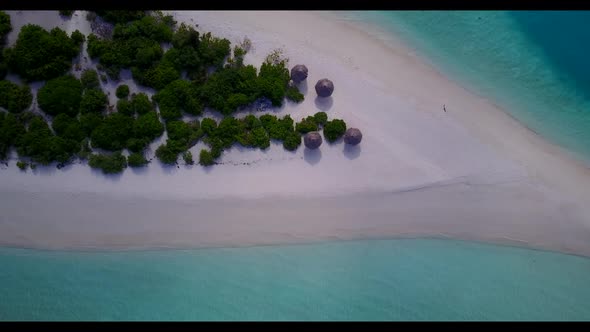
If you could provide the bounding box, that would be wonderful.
[0,11,350,174]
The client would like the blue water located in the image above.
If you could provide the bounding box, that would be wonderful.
[1,239,590,321]
[348,11,590,163]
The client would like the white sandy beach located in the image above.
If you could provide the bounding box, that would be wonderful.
[1,11,590,256]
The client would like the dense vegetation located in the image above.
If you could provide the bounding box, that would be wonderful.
[17,160,28,170]
[0,11,11,42]
[155,119,202,164]
[154,112,345,167]
[17,115,80,165]
[116,84,129,98]
[37,75,83,117]
[88,152,127,174]
[197,49,303,115]
[0,11,12,79]
[81,69,100,89]
[87,12,177,82]
[0,80,33,113]
[0,112,26,160]
[80,88,108,114]
[182,151,194,165]
[127,152,148,167]
[323,119,347,143]
[4,24,83,81]
[153,79,202,120]
[0,11,357,174]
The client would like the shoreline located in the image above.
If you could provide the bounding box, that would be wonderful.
[3,236,590,262]
[1,11,590,256]
[1,179,590,257]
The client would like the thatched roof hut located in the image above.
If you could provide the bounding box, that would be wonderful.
[344,128,362,145]
[315,79,334,97]
[290,64,308,83]
[304,131,323,149]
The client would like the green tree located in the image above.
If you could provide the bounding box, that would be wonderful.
[133,111,164,141]
[153,79,202,120]
[71,30,85,46]
[243,114,262,130]
[37,75,83,117]
[116,99,133,116]
[313,112,328,126]
[79,88,108,114]
[155,139,184,164]
[282,131,301,151]
[132,60,180,90]
[130,93,154,115]
[0,80,33,113]
[52,113,85,142]
[127,152,149,167]
[90,113,134,151]
[0,113,26,160]
[251,126,270,149]
[116,84,130,99]
[285,85,304,103]
[182,151,194,165]
[16,160,28,170]
[295,116,318,134]
[81,69,100,89]
[0,10,12,44]
[5,25,81,81]
[88,152,128,174]
[17,116,78,165]
[79,113,104,136]
[200,117,217,136]
[166,120,193,144]
[199,149,215,166]
[125,138,149,153]
[323,119,347,143]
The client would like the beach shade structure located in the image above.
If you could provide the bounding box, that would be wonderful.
[290,64,309,83]
[344,128,362,145]
[315,79,334,97]
[304,131,323,149]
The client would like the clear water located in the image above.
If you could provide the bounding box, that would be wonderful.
[1,239,590,321]
[348,11,590,163]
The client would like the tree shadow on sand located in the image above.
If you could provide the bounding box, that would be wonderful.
[130,165,149,175]
[314,96,333,111]
[303,148,322,166]
[89,167,124,182]
[343,144,361,160]
[297,80,309,95]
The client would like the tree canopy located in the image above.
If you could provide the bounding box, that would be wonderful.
[88,151,127,174]
[5,24,82,81]
[81,69,100,89]
[323,119,347,143]
[0,12,358,173]
[0,80,33,113]
[37,75,83,117]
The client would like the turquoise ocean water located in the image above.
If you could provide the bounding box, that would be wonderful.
[2,11,590,321]
[2,239,590,321]
[348,11,590,164]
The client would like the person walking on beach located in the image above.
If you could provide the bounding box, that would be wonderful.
[443,104,447,112]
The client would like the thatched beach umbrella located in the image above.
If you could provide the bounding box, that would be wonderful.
[344,128,362,145]
[304,131,323,149]
[290,64,308,83]
[315,78,334,97]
